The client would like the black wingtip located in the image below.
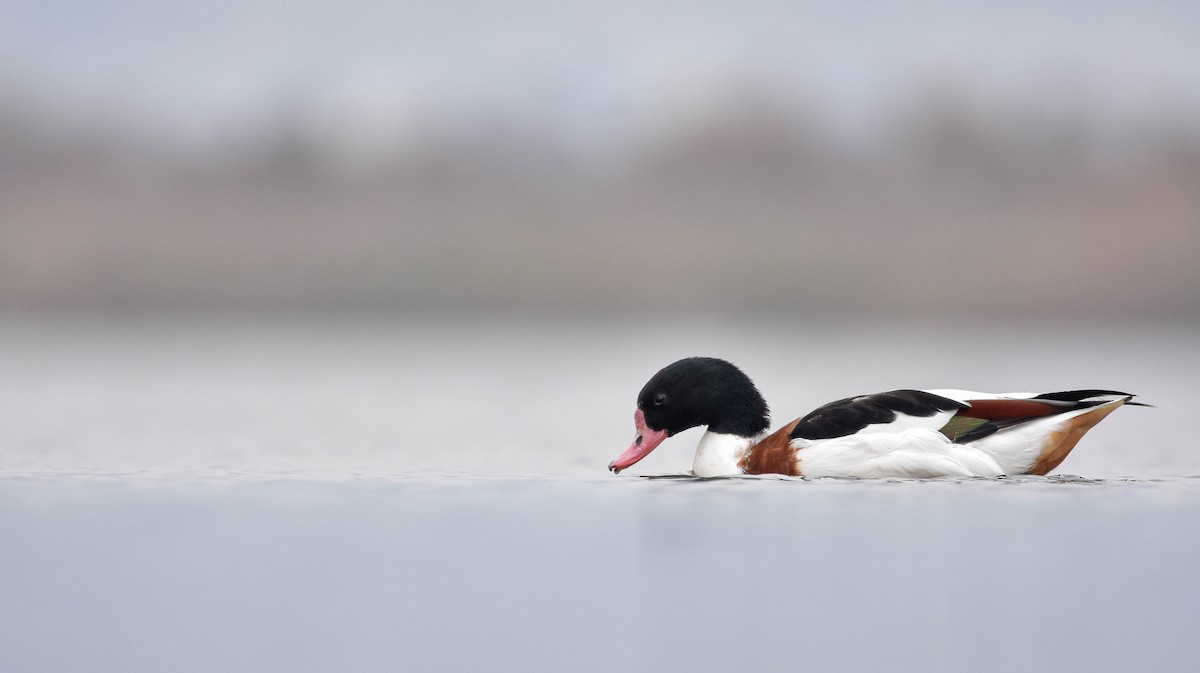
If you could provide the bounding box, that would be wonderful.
[1034,389,1138,402]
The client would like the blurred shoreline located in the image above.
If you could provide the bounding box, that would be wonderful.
[4,86,1198,319]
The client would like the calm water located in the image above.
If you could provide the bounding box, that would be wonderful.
[1,315,1195,478]
[1,316,1198,672]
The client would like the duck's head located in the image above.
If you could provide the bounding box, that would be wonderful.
[608,357,770,474]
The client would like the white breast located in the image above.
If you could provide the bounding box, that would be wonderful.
[692,432,758,478]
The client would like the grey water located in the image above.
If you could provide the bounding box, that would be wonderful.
[1,315,1198,672]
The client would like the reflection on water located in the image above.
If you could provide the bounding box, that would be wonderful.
[647,473,1200,485]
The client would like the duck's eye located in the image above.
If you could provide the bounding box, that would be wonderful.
[653,392,668,406]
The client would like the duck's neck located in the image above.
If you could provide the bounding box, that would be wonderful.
[692,431,760,478]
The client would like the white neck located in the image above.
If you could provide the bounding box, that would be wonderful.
[692,431,757,478]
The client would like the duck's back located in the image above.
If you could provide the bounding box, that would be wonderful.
[740,389,1132,478]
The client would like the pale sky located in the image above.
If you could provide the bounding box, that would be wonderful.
[3,0,1199,152]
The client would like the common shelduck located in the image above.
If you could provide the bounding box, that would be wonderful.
[608,357,1142,478]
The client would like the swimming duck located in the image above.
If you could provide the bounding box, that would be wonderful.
[608,357,1139,478]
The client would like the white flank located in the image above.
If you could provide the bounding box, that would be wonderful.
[797,429,1005,478]
[692,431,759,478]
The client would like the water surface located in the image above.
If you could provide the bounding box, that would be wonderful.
[1,316,1197,672]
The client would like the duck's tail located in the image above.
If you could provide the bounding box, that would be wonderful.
[948,391,1141,475]
[1026,396,1129,475]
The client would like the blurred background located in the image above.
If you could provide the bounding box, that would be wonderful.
[2,0,1198,318]
[2,1,1199,480]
